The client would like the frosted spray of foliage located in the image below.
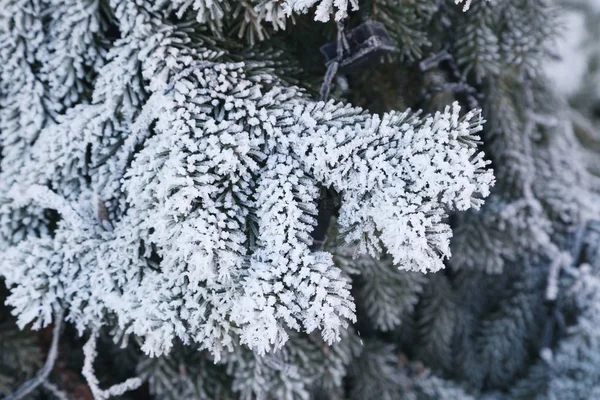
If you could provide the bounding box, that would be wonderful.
[1,57,493,360]
[0,0,492,375]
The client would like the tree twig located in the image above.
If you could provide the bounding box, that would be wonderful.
[82,328,143,400]
[4,309,65,400]
[42,381,71,400]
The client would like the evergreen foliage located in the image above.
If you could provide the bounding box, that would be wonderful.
[1,0,600,399]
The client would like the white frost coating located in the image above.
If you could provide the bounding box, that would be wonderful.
[83,329,143,400]
[289,103,493,272]
[1,60,493,360]
[455,0,489,11]
[455,0,473,11]
[544,11,588,97]
[285,0,358,21]
[10,185,86,228]
[545,252,570,302]
[0,0,493,361]
[164,0,226,25]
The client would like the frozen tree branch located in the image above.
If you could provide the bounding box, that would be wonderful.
[82,328,143,400]
[4,310,64,400]
[10,185,85,228]
[0,0,493,364]
[42,381,71,400]
[545,253,569,302]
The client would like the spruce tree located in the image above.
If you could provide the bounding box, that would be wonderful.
[1,0,599,399]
